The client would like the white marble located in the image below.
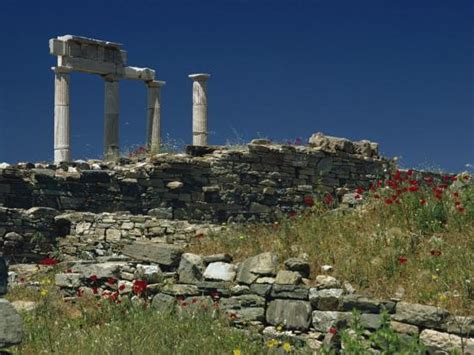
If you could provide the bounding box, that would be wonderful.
[146,80,165,154]
[53,66,72,163]
[103,77,120,161]
[189,73,210,146]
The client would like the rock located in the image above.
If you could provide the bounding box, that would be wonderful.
[203,262,236,282]
[236,252,279,284]
[203,254,233,264]
[0,298,23,348]
[275,270,302,285]
[266,300,312,331]
[420,329,473,354]
[309,288,344,311]
[178,253,204,283]
[162,284,200,296]
[148,207,173,219]
[312,310,351,332]
[342,294,393,314]
[11,301,37,313]
[255,277,275,284]
[151,293,176,313]
[445,315,474,336]
[390,321,419,336]
[105,228,121,242]
[55,273,82,288]
[230,285,250,296]
[166,181,183,190]
[284,258,310,278]
[0,256,7,295]
[360,313,383,330]
[392,302,449,329]
[122,242,183,266]
[220,294,266,309]
[4,232,23,243]
[321,265,333,273]
[228,307,265,322]
[69,262,126,279]
[308,132,354,153]
[271,284,309,300]
[135,264,162,283]
[315,275,341,289]
[249,202,272,214]
[250,139,272,145]
[250,284,272,297]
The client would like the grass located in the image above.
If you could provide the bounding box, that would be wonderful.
[192,171,474,315]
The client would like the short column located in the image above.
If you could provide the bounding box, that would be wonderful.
[146,80,166,154]
[103,77,120,161]
[53,66,72,163]
[188,73,210,146]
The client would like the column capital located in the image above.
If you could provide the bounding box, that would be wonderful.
[51,66,72,74]
[188,73,210,81]
[147,80,166,88]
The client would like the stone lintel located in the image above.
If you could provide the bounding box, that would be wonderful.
[189,73,211,81]
[57,35,123,48]
[123,66,156,81]
[147,80,166,88]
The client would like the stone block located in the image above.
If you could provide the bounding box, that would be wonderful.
[122,242,183,266]
[236,252,279,284]
[309,288,344,311]
[271,284,309,300]
[266,299,312,331]
[203,262,236,282]
[178,253,204,283]
[420,329,473,354]
[392,302,449,329]
[0,299,23,348]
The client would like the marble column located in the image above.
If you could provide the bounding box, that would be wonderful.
[188,73,210,146]
[53,66,72,163]
[103,76,120,161]
[146,80,166,154]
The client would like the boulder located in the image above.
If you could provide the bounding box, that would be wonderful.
[275,270,302,285]
[0,298,23,348]
[309,288,344,311]
[178,253,204,283]
[122,242,183,266]
[392,302,449,329]
[151,293,176,313]
[271,285,309,300]
[420,329,473,354]
[266,299,312,331]
[203,262,236,282]
[308,132,354,153]
[284,258,310,278]
[236,252,279,284]
[315,275,341,289]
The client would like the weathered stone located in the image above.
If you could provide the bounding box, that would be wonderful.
[275,270,302,285]
[203,262,236,281]
[151,293,176,313]
[122,242,183,266]
[166,181,183,190]
[178,253,204,283]
[312,310,351,332]
[69,261,126,278]
[342,294,391,314]
[203,253,233,264]
[390,321,419,336]
[11,300,37,313]
[135,264,162,283]
[162,284,200,296]
[284,257,310,278]
[315,275,341,289]
[250,284,272,297]
[255,277,275,284]
[420,329,473,354]
[0,298,23,348]
[271,284,309,300]
[445,315,474,336]
[266,299,312,330]
[309,288,344,311]
[0,256,7,295]
[360,313,383,330]
[229,307,265,322]
[220,294,266,309]
[148,207,173,219]
[55,273,82,288]
[236,252,279,284]
[392,302,449,329]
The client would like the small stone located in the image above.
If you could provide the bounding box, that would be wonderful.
[312,310,351,332]
[162,284,200,296]
[178,253,204,284]
[0,299,23,348]
[55,273,82,288]
[151,293,176,313]
[166,181,183,189]
[284,258,310,278]
[321,265,333,273]
[390,321,419,335]
[315,275,341,289]
[135,264,162,283]
[255,277,275,284]
[236,252,279,284]
[392,302,449,329]
[420,329,473,354]
[309,288,344,311]
[275,270,302,285]
[203,262,236,282]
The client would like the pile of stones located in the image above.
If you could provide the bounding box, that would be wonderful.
[9,245,470,353]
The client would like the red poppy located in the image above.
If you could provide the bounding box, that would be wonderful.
[393,170,402,182]
[132,280,148,295]
[328,327,337,335]
[210,291,221,300]
[76,288,84,297]
[355,194,362,200]
[387,180,398,190]
[407,169,414,176]
[106,277,117,285]
[324,193,334,205]
[457,206,465,213]
[180,301,188,308]
[452,192,459,198]
[356,187,364,195]
[374,194,380,199]
[424,176,433,185]
[398,256,408,265]
[66,269,72,273]
[19,277,25,283]
[430,250,442,257]
[118,284,126,291]
[303,195,314,207]
[39,258,59,266]
[451,176,457,182]
[110,291,119,303]
[228,312,238,321]
[88,275,98,282]
[420,199,427,206]
[191,298,198,304]
[442,175,451,182]
[288,211,297,218]
[408,186,419,192]
[92,287,98,295]
[385,198,393,205]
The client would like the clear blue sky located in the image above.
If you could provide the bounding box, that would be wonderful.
[0,0,472,172]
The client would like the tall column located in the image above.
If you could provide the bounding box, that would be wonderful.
[53,66,72,163]
[146,80,166,154]
[103,76,120,161]
[188,73,210,146]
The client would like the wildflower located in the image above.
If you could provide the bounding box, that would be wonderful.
[282,342,292,352]
[228,312,238,321]
[39,258,59,266]
[420,199,427,205]
[210,290,221,301]
[180,301,188,308]
[233,349,241,355]
[384,198,393,205]
[288,211,297,218]
[92,287,99,295]
[355,194,362,200]
[267,339,279,348]
[195,232,204,240]
[76,288,84,297]
[276,324,283,331]
[303,195,314,207]
[453,192,459,198]
[457,206,465,213]
[432,275,438,281]
[398,256,408,265]
[356,187,364,195]
[407,169,414,176]
[374,194,380,199]
[66,269,72,273]
[132,280,147,295]
[88,275,98,282]
[438,293,448,302]
[430,250,442,257]
[118,284,126,291]
[106,277,117,285]
[323,193,334,205]
[295,137,302,145]
[408,185,419,192]
[328,326,337,334]
[40,289,48,297]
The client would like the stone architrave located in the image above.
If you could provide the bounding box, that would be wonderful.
[189,73,210,146]
[103,76,120,161]
[53,66,72,163]
[146,80,165,154]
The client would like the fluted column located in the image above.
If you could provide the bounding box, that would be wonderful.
[188,73,210,146]
[103,76,120,161]
[146,80,166,154]
[53,66,72,163]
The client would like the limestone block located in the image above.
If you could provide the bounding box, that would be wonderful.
[161,284,200,296]
[309,288,344,311]
[122,242,183,266]
[271,285,309,300]
[203,262,236,282]
[178,253,204,283]
[275,270,302,285]
[236,252,279,284]
[312,310,351,332]
[284,257,310,278]
[420,329,473,354]
[69,261,126,279]
[392,302,449,329]
[55,273,82,288]
[266,299,312,331]
[123,66,155,81]
[0,299,23,348]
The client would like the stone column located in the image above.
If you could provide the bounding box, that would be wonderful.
[53,66,72,163]
[189,73,210,146]
[146,80,166,154]
[103,76,120,161]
